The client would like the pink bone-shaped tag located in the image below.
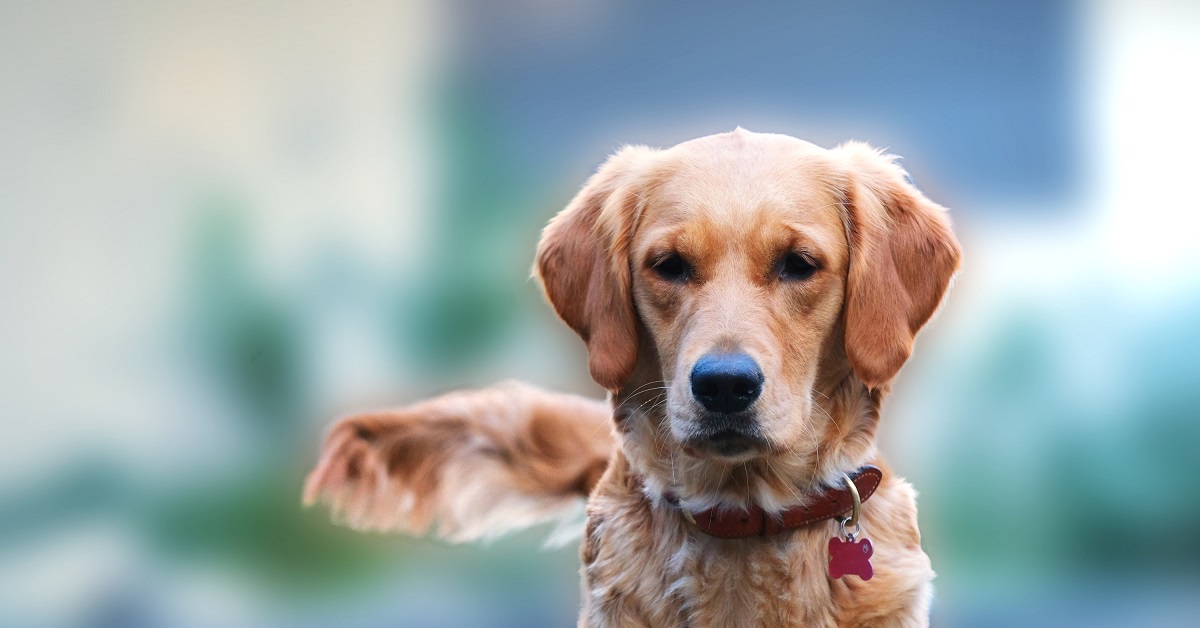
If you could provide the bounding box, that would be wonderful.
[828,536,874,580]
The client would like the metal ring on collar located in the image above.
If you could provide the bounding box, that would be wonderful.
[841,472,861,529]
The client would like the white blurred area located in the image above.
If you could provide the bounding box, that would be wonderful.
[2,0,1200,625]
[966,0,1200,299]
[1091,0,1200,289]
[1,3,453,624]
[0,0,447,486]
[890,0,1200,389]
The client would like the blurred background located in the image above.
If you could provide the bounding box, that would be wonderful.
[2,0,1199,626]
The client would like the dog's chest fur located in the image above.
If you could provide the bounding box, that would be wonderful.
[579,456,934,627]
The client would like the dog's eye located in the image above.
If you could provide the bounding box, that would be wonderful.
[651,253,691,282]
[779,252,819,281]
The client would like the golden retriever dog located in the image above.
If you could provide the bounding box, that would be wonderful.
[304,129,961,627]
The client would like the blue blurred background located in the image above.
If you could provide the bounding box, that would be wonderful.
[3,1,1199,626]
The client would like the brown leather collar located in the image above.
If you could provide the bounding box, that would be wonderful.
[668,465,883,539]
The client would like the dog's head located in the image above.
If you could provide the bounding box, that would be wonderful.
[536,130,960,502]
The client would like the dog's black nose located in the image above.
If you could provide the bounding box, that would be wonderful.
[690,353,764,414]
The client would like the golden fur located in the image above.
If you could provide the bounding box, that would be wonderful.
[305,129,962,627]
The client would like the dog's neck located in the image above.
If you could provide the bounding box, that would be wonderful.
[613,370,884,514]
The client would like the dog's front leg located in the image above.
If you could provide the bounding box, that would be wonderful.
[303,381,613,542]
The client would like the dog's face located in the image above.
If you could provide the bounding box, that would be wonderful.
[628,137,851,463]
[537,130,960,485]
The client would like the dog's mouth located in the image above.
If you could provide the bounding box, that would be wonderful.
[681,426,769,461]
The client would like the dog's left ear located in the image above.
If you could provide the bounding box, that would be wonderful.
[834,142,962,389]
[534,146,657,391]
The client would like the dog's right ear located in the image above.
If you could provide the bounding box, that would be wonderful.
[534,146,657,391]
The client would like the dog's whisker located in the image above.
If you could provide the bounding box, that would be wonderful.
[625,379,668,398]
[766,457,803,506]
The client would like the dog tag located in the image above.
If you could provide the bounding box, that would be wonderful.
[828,536,874,580]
